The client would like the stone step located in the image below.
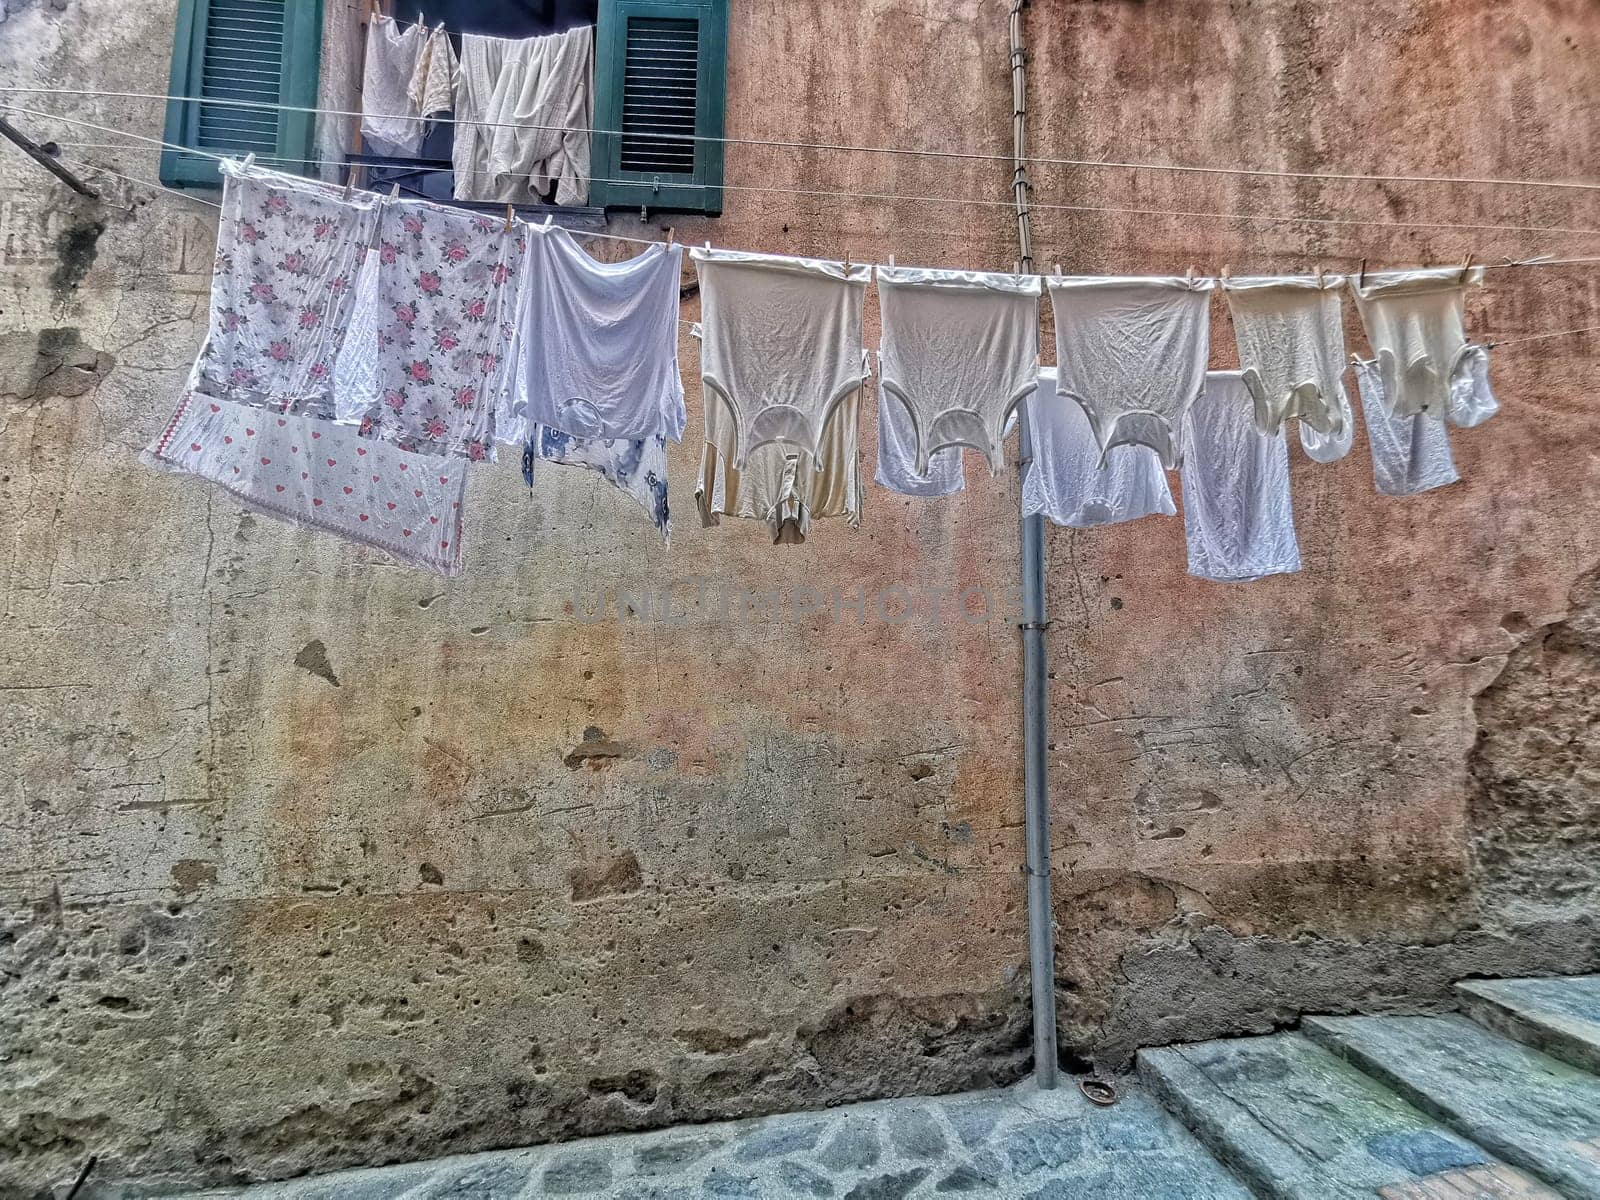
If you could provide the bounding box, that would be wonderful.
[1305,1014,1600,1200]
[1140,1032,1558,1200]
[1458,976,1600,1076]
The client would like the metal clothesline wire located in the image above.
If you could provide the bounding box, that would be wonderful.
[6,83,1600,194]
[1487,325,1600,349]
[40,156,1600,353]
[19,106,1600,242]
[28,120,1600,280]
[48,144,1600,284]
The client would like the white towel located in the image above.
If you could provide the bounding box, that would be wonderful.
[1181,371,1301,582]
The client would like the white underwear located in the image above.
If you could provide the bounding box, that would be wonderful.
[876,265,1040,476]
[1047,274,1214,469]
[691,247,870,470]
[1224,274,1350,436]
[1352,266,1485,420]
[692,329,862,542]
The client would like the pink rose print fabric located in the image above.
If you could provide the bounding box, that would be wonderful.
[143,392,469,576]
[357,199,523,460]
[195,161,378,420]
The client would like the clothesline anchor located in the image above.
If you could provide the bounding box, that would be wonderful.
[0,115,98,197]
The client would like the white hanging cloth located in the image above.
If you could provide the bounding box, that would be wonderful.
[1046,274,1214,469]
[1351,265,1486,420]
[1022,368,1174,528]
[1223,274,1349,437]
[504,222,685,443]
[875,265,1040,475]
[1354,356,1459,497]
[690,247,870,470]
[1180,371,1301,583]
[361,14,428,157]
[454,26,593,205]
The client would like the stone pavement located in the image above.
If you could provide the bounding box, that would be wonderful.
[178,1077,1251,1200]
[171,974,1600,1200]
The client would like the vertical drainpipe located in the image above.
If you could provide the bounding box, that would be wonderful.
[1008,0,1059,1090]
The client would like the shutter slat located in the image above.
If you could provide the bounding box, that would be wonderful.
[619,15,699,174]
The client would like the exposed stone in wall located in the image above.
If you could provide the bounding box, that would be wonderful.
[1470,565,1600,915]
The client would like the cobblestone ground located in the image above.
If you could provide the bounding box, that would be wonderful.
[180,1078,1252,1199]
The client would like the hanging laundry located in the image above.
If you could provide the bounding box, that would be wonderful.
[691,247,870,470]
[353,197,523,460]
[522,427,671,542]
[506,223,684,442]
[1351,265,1486,420]
[408,22,458,126]
[179,161,376,422]
[693,326,864,542]
[1296,384,1356,464]
[1448,343,1499,427]
[876,265,1041,475]
[142,162,468,575]
[1180,371,1301,582]
[875,370,965,497]
[1223,274,1349,437]
[1047,274,1214,468]
[454,26,593,206]
[1022,367,1174,528]
[1354,356,1459,497]
[361,14,429,157]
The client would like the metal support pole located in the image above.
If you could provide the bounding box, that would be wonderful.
[1008,0,1058,1090]
[0,117,98,198]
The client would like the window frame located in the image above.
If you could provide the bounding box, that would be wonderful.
[160,0,326,188]
[588,0,727,215]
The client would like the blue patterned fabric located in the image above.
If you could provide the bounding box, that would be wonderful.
[522,425,670,542]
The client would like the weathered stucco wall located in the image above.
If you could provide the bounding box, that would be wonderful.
[1,0,1597,1195]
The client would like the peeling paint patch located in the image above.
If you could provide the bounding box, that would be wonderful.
[564,725,626,770]
[569,851,643,901]
[293,639,340,688]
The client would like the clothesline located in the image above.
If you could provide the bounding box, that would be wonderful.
[46,151,1600,357]
[17,102,1600,242]
[49,139,1600,288]
[6,83,1600,194]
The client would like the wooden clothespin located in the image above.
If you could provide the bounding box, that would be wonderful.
[1357,257,1367,289]
[1459,252,1474,283]
[1314,264,1323,288]
[390,182,400,197]
[544,215,555,230]
[665,226,675,247]
[504,203,515,233]
[1221,265,1232,283]
[243,152,256,169]
[1052,262,1063,276]
[888,254,896,267]
[1185,265,1196,285]
[342,173,353,201]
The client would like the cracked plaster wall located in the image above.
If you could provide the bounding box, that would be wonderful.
[1,0,1598,1195]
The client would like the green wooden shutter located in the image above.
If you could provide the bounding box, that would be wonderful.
[160,0,324,187]
[590,0,727,215]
